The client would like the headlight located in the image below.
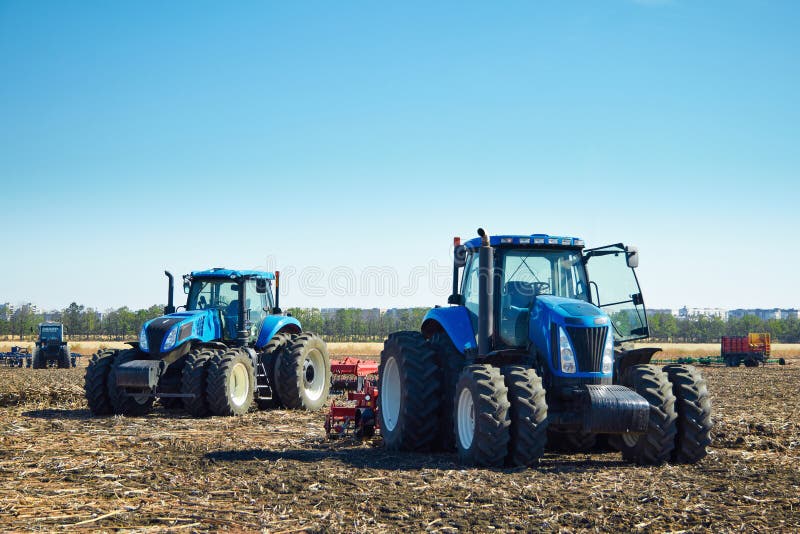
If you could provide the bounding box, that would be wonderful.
[558,326,576,374]
[139,325,149,352]
[162,327,178,351]
[602,330,614,374]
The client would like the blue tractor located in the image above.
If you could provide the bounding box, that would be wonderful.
[85,268,331,416]
[378,229,712,466]
[32,322,73,368]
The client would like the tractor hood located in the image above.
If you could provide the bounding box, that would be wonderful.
[529,295,613,378]
[139,310,221,355]
[533,296,610,329]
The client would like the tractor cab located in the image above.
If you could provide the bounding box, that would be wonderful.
[38,322,65,347]
[184,271,275,342]
[443,232,648,360]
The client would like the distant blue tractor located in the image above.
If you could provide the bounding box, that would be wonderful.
[32,322,74,368]
[85,268,331,416]
[379,229,713,466]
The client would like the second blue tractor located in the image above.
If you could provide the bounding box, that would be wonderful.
[85,268,331,416]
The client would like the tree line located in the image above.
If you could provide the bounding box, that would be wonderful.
[0,302,164,340]
[3,303,799,343]
[0,303,428,342]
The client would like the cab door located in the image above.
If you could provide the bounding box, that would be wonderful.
[582,244,649,341]
[244,279,269,342]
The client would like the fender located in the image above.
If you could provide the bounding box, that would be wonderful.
[421,306,475,354]
[256,315,302,349]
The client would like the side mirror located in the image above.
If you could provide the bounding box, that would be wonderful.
[256,279,267,293]
[454,245,467,268]
[626,246,639,269]
[183,281,191,294]
[448,294,464,305]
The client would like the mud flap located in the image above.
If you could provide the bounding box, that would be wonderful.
[583,385,649,434]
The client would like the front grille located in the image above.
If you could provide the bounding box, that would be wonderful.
[146,318,182,354]
[566,326,608,373]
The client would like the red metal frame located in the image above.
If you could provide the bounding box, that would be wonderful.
[325,358,381,438]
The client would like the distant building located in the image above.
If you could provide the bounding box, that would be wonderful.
[677,307,728,320]
[726,308,798,321]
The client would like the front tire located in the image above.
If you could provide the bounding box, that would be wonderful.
[182,349,218,417]
[502,366,548,466]
[616,364,677,465]
[454,364,510,467]
[84,350,116,415]
[663,364,712,463]
[107,349,155,416]
[275,333,331,411]
[379,331,441,452]
[206,348,256,416]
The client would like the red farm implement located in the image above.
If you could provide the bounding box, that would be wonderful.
[325,357,380,439]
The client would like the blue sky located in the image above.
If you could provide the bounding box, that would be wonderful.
[1,0,798,311]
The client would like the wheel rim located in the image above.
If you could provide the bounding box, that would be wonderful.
[302,348,326,401]
[381,356,401,432]
[229,362,249,407]
[457,387,475,450]
[131,392,150,405]
[622,432,640,447]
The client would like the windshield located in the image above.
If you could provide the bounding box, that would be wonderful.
[187,279,240,311]
[501,249,589,305]
[40,326,62,340]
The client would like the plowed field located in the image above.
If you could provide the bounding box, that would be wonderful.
[1,359,798,532]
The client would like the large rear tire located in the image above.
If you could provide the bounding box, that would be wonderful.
[615,364,677,465]
[430,332,464,452]
[502,366,548,466]
[663,364,712,463]
[257,333,293,409]
[275,333,330,411]
[379,331,441,452]
[32,347,45,369]
[107,349,155,416]
[206,348,256,416]
[84,349,117,415]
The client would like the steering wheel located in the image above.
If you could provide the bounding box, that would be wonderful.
[533,282,550,296]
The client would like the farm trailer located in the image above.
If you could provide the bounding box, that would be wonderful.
[721,333,773,367]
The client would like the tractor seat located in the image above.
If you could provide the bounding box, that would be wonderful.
[504,281,536,309]
[225,300,239,338]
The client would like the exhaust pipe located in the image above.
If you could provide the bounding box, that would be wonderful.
[274,270,281,313]
[164,271,175,315]
[477,228,493,356]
